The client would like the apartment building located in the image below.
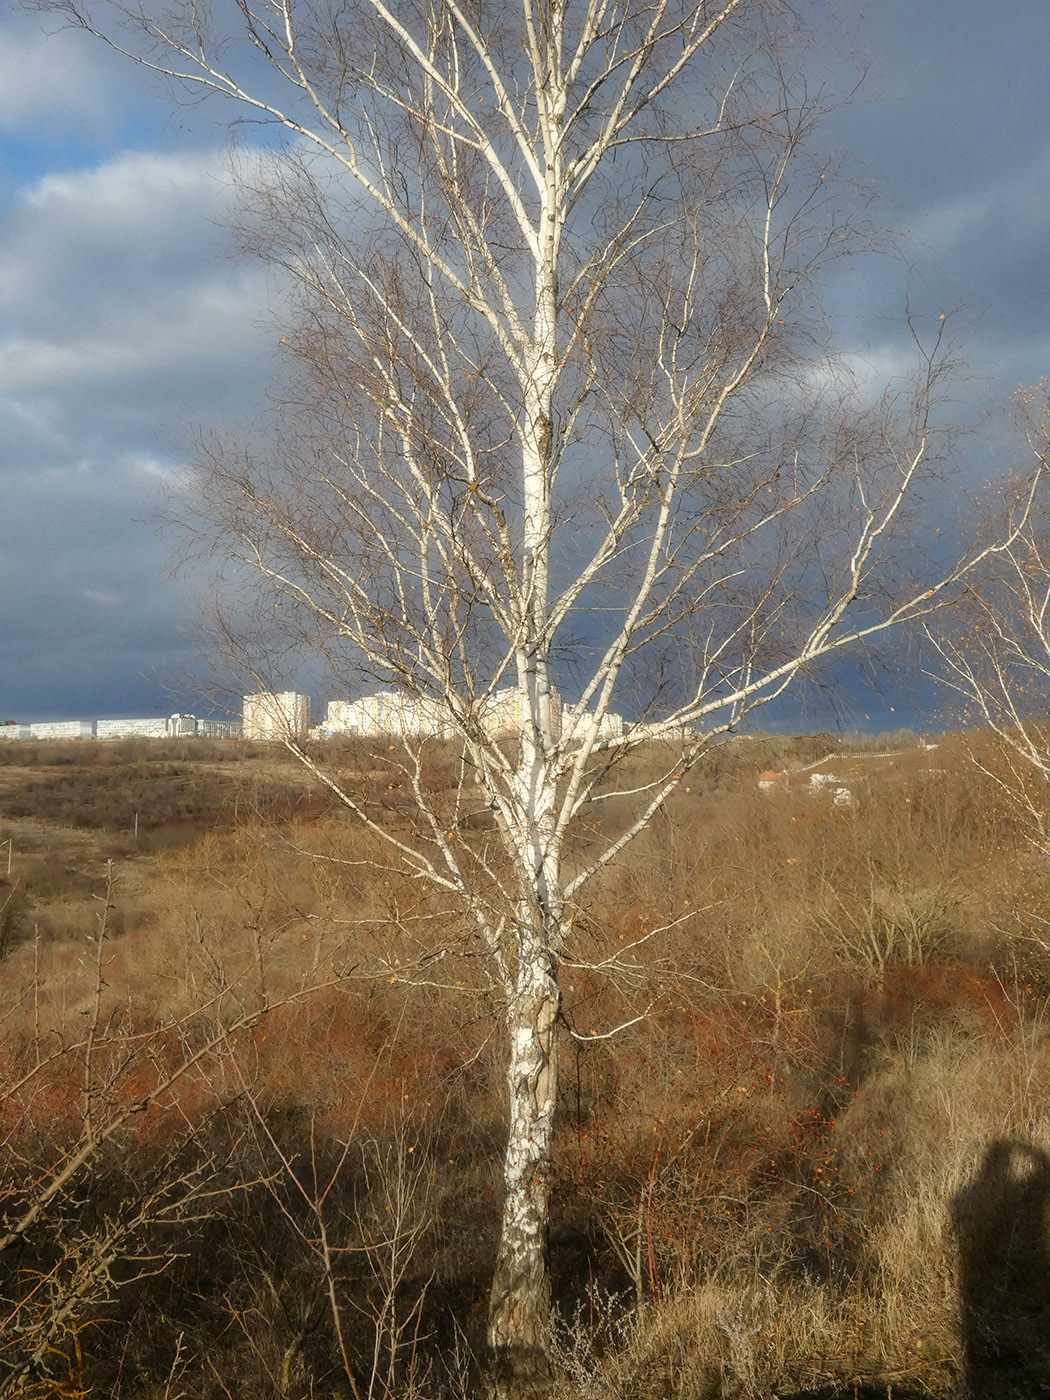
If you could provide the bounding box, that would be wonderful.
[97,717,169,740]
[198,718,242,739]
[242,691,311,741]
[577,708,624,742]
[483,685,563,741]
[29,720,94,740]
[325,690,453,739]
[322,685,564,742]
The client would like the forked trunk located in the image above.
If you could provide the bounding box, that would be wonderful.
[487,957,560,1396]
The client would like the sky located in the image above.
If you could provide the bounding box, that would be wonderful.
[1,1,1048,727]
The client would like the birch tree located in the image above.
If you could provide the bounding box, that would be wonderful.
[928,381,1050,855]
[38,0,1027,1389]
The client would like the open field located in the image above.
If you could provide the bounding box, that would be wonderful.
[3,733,1050,1398]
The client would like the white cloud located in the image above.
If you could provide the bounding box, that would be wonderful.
[0,16,148,135]
[23,146,231,217]
[0,146,273,447]
[0,149,239,307]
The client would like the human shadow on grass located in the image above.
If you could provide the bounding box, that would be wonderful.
[782,1140,1050,1400]
[951,1137,1050,1399]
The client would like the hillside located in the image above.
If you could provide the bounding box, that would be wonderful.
[1,732,1049,1399]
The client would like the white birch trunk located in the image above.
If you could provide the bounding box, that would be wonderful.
[487,937,561,1389]
[488,158,564,1381]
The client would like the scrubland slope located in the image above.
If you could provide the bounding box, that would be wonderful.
[2,733,1048,1399]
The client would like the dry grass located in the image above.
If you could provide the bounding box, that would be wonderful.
[1,731,1049,1398]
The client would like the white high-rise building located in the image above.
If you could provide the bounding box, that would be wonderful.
[326,691,453,739]
[323,687,562,741]
[590,709,624,742]
[481,686,562,741]
[242,691,311,741]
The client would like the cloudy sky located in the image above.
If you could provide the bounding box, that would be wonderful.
[1,1,1048,725]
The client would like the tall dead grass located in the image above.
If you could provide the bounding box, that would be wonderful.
[2,731,1050,1397]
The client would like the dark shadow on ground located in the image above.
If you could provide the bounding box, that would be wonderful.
[952,1137,1050,1399]
[783,1388,936,1400]
[780,1140,1050,1400]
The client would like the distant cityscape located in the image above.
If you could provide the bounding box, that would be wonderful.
[0,687,645,745]
[0,714,241,742]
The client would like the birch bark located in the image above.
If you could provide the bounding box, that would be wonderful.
[488,942,561,1385]
[485,92,568,1374]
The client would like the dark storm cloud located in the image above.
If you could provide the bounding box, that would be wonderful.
[0,458,201,720]
[838,0,1050,204]
[825,2,1050,407]
[1,1,1048,725]
[0,141,274,720]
